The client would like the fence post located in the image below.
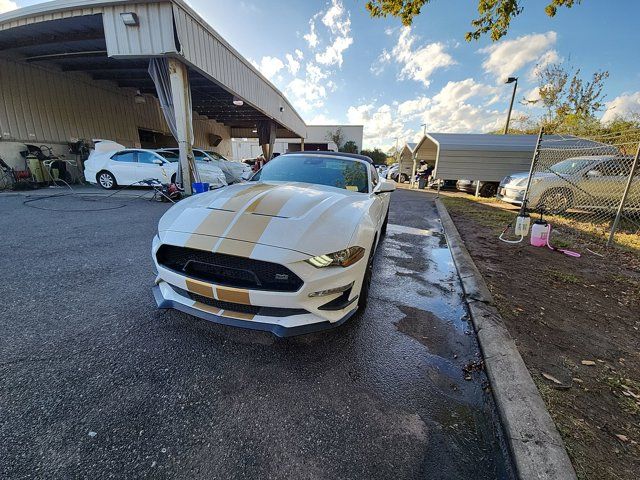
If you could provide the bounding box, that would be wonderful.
[607,141,640,247]
[520,127,544,215]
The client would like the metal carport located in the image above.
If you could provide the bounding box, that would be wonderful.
[412,133,544,183]
[0,0,306,193]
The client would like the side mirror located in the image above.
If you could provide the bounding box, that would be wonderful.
[376,179,396,194]
[586,169,602,178]
[153,159,163,165]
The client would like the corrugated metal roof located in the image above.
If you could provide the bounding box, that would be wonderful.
[0,0,307,137]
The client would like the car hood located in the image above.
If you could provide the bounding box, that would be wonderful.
[158,182,370,256]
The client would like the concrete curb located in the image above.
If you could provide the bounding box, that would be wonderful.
[436,199,577,480]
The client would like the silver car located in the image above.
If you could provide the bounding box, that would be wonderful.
[498,155,638,213]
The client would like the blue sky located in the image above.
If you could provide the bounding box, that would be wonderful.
[4,0,640,149]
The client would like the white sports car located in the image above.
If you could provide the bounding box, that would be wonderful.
[152,152,395,336]
[84,141,227,190]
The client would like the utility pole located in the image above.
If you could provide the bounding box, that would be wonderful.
[503,77,518,135]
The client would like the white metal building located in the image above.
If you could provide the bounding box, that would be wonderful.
[231,125,364,161]
[0,0,333,192]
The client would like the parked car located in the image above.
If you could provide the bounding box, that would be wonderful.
[497,155,638,213]
[428,179,457,190]
[456,179,499,197]
[385,163,411,183]
[159,148,251,183]
[152,152,395,337]
[84,141,227,190]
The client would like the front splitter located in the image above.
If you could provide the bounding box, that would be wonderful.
[152,285,357,338]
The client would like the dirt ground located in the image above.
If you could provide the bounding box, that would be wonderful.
[440,194,640,480]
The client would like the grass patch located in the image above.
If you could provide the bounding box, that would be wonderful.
[440,195,640,254]
[545,269,582,284]
[605,375,640,416]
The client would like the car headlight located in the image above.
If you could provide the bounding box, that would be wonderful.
[305,246,365,268]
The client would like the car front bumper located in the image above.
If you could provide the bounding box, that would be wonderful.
[151,234,364,336]
[497,184,525,205]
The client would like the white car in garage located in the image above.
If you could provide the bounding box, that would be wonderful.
[152,151,395,336]
[84,142,227,190]
[158,148,252,184]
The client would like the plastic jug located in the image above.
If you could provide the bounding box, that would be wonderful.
[530,220,549,247]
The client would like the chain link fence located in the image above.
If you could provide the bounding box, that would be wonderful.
[522,131,640,248]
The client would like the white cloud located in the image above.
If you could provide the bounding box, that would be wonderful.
[304,18,319,48]
[388,27,456,87]
[481,31,557,82]
[370,49,391,75]
[0,0,17,14]
[295,49,304,59]
[315,0,353,67]
[351,78,507,149]
[523,86,542,105]
[316,35,353,66]
[286,63,329,112]
[602,91,640,123]
[528,49,561,80]
[347,103,411,149]
[397,96,431,118]
[252,56,284,79]
[322,0,350,36]
[285,53,300,75]
[308,113,338,124]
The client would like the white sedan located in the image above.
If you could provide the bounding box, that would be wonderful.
[152,152,395,336]
[84,143,227,190]
[158,148,252,184]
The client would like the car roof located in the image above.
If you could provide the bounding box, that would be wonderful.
[280,151,373,164]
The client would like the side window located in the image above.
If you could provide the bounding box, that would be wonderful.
[111,151,136,163]
[137,151,160,164]
[369,164,379,188]
[193,151,209,162]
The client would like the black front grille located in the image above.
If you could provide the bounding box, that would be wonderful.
[156,244,303,292]
[189,292,307,318]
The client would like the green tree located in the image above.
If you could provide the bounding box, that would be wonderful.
[525,62,609,133]
[360,148,389,164]
[325,128,345,150]
[340,140,359,154]
[365,0,580,41]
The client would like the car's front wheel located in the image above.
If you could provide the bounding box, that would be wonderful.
[540,188,573,214]
[399,173,408,183]
[97,171,116,190]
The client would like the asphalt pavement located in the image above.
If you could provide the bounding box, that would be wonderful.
[0,186,513,479]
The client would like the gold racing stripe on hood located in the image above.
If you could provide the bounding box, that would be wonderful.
[215,185,298,257]
[186,278,214,299]
[185,183,276,251]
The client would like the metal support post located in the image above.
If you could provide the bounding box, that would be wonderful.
[520,127,544,215]
[607,142,640,246]
[168,57,195,195]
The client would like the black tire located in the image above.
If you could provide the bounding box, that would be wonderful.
[381,209,389,237]
[479,182,498,198]
[540,188,573,214]
[96,171,116,190]
[399,173,408,183]
[357,241,376,313]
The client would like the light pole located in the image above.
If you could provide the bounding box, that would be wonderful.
[503,76,518,135]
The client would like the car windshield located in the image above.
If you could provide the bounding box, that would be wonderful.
[251,154,369,193]
[549,158,594,175]
[205,151,229,161]
[156,151,179,162]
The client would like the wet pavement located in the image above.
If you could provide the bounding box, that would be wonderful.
[1,187,513,479]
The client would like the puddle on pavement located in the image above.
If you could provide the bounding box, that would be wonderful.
[365,221,513,479]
